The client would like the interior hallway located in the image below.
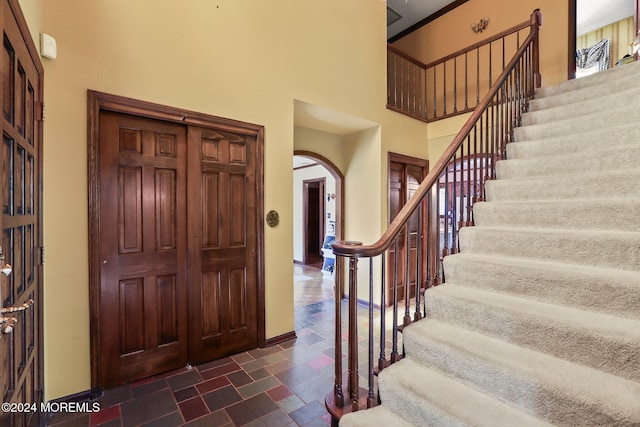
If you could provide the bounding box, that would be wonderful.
[47,264,344,427]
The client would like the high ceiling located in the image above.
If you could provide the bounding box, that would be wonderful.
[387,0,636,40]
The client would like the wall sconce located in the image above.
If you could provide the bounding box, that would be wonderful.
[472,17,490,34]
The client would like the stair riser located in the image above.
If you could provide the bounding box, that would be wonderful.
[496,146,640,179]
[377,372,465,427]
[508,124,640,159]
[515,106,640,140]
[424,289,640,382]
[443,255,640,319]
[485,173,640,202]
[528,78,640,117]
[403,333,634,426]
[459,227,640,272]
[473,201,640,233]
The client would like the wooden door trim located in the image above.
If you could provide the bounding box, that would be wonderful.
[88,91,265,393]
[302,177,326,265]
[293,151,344,244]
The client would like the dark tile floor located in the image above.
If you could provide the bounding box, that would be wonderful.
[47,265,348,427]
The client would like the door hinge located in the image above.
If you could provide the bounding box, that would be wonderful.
[39,246,45,266]
[36,101,45,122]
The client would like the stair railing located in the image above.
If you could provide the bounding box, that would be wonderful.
[388,12,540,122]
[326,9,542,425]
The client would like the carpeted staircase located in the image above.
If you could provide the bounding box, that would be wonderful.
[341,61,640,426]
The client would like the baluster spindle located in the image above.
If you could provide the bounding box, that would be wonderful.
[348,255,359,411]
[333,255,344,409]
[464,52,469,110]
[379,255,387,371]
[391,238,400,363]
[453,57,458,113]
[414,203,423,322]
[403,222,411,327]
[452,153,458,254]
[367,258,375,409]
[476,47,480,106]
[443,61,447,115]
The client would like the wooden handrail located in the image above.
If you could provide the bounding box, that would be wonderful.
[334,9,541,258]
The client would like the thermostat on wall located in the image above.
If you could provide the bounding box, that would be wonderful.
[40,33,57,60]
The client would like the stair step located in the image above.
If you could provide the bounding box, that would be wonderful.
[473,199,640,232]
[403,320,640,426]
[340,405,414,427]
[515,103,640,141]
[496,144,640,179]
[424,283,640,381]
[508,122,640,159]
[485,170,640,202]
[443,253,640,319]
[376,358,551,427]
[459,226,640,272]
[529,73,640,113]
[535,61,640,98]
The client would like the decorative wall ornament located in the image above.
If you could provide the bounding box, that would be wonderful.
[472,17,490,33]
[266,210,280,227]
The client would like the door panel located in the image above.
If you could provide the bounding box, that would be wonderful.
[187,127,258,364]
[98,112,188,388]
[0,1,43,425]
[387,157,427,306]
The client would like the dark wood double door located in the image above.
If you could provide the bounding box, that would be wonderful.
[95,102,263,390]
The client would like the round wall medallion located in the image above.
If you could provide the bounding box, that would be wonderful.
[266,210,280,227]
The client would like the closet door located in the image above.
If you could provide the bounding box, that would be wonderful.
[98,111,188,388]
[187,126,259,363]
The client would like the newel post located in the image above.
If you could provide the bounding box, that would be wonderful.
[531,9,543,88]
[327,240,364,426]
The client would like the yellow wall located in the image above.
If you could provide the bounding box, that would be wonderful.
[17,0,40,50]
[393,0,569,88]
[39,0,427,399]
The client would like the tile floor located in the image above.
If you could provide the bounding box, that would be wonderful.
[46,264,349,427]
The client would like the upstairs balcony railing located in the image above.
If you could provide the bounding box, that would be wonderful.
[387,14,540,122]
[326,9,542,425]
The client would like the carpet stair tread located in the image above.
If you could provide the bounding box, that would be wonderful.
[403,320,640,426]
[459,226,640,272]
[424,283,640,381]
[442,252,640,319]
[376,358,553,427]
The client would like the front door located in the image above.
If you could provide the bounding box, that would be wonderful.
[0,0,44,425]
[93,96,265,390]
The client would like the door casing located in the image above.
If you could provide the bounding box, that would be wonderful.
[87,91,265,394]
